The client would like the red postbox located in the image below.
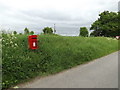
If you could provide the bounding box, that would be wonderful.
[28,35,37,49]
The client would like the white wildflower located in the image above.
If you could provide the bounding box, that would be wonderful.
[116,36,119,40]
[107,38,111,40]
[10,41,13,44]
[113,38,116,40]
[15,43,18,46]
[13,86,19,88]
[7,34,10,37]
[12,33,14,35]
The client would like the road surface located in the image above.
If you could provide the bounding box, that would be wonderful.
[18,51,118,88]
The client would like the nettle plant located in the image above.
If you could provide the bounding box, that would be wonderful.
[2,33,20,88]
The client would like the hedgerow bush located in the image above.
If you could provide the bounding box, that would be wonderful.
[2,33,119,89]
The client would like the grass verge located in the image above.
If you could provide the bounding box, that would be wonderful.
[2,34,119,89]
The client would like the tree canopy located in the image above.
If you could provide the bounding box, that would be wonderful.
[42,27,53,34]
[79,27,88,37]
[13,31,17,35]
[30,31,34,35]
[24,27,29,34]
[90,11,119,37]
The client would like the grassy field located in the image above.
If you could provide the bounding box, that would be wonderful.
[2,34,119,89]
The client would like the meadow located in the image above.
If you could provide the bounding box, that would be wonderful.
[2,33,119,89]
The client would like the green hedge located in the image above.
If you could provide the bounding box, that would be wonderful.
[2,34,119,89]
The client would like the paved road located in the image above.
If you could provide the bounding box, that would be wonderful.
[18,51,118,88]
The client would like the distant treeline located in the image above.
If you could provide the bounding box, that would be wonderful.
[5,11,120,37]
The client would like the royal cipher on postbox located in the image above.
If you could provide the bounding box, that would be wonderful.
[28,35,37,49]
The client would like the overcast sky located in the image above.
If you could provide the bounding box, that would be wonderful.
[0,0,119,36]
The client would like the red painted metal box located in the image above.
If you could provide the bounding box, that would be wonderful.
[28,35,37,49]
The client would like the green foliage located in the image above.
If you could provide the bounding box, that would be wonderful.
[24,28,29,34]
[90,11,119,37]
[13,31,17,35]
[19,33,22,35]
[118,12,120,35]
[90,31,95,36]
[24,28,35,35]
[2,34,119,89]
[30,31,34,35]
[79,27,88,37]
[42,27,53,34]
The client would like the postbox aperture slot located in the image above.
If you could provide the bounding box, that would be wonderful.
[32,38,37,39]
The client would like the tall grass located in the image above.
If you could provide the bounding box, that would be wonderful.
[2,34,119,89]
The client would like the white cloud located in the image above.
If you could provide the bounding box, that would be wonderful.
[0,0,119,35]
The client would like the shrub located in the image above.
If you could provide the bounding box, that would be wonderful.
[79,27,88,37]
[13,31,17,35]
[42,27,53,34]
[24,28,29,34]
[30,31,34,35]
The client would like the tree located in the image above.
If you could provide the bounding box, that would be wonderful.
[90,11,119,37]
[24,27,29,34]
[42,27,53,34]
[79,27,88,37]
[13,31,17,35]
[90,31,95,36]
[118,12,120,35]
[19,33,22,35]
[30,31,34,35]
